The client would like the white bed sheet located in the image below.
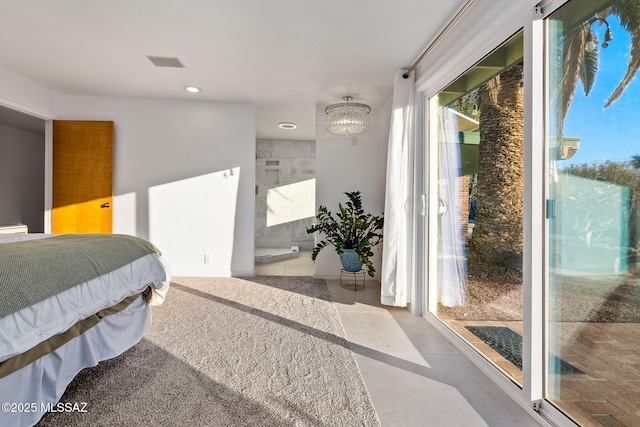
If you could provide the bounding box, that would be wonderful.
[0,233,52,244]
[0,251,170,363]
[0,295,152,427]
[0,233,171,363]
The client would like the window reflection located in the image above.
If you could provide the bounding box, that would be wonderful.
[435,32,525,385]
[547,1,640,425]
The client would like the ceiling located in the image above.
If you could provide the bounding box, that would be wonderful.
[0,0,465,140]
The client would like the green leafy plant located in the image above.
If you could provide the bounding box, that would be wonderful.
[306,191,384,277]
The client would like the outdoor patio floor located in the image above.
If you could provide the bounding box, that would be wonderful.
[447,318,640,426]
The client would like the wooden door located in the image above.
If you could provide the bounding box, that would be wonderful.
[52,120,113,234]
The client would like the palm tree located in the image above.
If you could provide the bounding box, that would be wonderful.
[466,2,640,276]
[605,2,640,107]
[553,2,640,273]
[558,1,640,136]
[555,20,599,139]
[467,64,524,274]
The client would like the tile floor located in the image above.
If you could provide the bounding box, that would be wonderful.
[253,253,543,426]
[326,279,542,427]
[254,250,315,276]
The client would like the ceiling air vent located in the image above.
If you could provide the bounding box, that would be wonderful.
[146,55,185,68]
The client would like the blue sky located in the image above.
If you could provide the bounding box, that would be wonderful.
[563,15,640,166]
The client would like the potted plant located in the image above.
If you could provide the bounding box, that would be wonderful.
[306,191,384,277]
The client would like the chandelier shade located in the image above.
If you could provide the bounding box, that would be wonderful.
[324,96,371,135]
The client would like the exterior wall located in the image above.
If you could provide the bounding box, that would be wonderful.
[555,174,630,274]
[458,175,470,241]
[255,138,315,250]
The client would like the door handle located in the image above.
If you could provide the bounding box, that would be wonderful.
[100,202,110,208]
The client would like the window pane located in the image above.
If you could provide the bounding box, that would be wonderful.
[547,1,640,425]
[434,32,525,385]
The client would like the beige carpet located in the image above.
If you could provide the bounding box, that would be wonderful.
[38,276,379,426]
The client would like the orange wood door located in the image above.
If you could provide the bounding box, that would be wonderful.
[52,120,113,234]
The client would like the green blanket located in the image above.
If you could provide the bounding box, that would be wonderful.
[0,234,161,319]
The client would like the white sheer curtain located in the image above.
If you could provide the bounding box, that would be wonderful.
[381,70,414,307]
[438,107,467,307]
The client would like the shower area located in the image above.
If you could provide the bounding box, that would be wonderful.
[254,138,316,275]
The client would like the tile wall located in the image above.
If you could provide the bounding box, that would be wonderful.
[255,139,316,250]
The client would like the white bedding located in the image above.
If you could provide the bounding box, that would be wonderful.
[0,295,152,427]
[0,233,171,427]
[0,233,171,363]
[0,233,49,244]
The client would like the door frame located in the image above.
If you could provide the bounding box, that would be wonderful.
[44,120,53,233]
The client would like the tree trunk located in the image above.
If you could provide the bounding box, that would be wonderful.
[468,64,524,275]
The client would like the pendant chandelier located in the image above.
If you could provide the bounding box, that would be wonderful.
[324,96,371,135]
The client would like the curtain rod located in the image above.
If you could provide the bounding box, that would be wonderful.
[403,0,477,79]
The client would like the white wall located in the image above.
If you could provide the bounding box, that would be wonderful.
[0,124,45,231]
[53,94,256,277]
[0,61,393,280]
[0,66,53,118]
[314,92,392,279]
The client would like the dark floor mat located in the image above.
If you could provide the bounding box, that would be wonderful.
[465,326,583,375]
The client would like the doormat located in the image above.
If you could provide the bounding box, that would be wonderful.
[465,326,583,375]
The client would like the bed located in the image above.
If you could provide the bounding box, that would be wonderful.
[0,232,171,427]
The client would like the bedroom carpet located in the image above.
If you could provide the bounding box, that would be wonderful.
[38,276,380,427]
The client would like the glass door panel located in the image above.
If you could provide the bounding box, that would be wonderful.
[546,1,640,425]
[433,32,525,385]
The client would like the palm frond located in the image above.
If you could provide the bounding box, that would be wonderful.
[605,2,640,107]
[579,34,599,96]
[559,24,588,136]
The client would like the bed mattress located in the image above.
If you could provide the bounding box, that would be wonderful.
[0,296,152,427]
[0,233,171,427]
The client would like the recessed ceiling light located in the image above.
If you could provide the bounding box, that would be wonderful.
[278,122,297,130]
[184,86,201,93]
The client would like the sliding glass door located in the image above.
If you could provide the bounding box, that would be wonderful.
[431,32,526,386]
[546,1,640,425]
[424,1,640,425]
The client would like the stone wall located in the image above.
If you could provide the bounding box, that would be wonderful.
[255,139,316,250]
